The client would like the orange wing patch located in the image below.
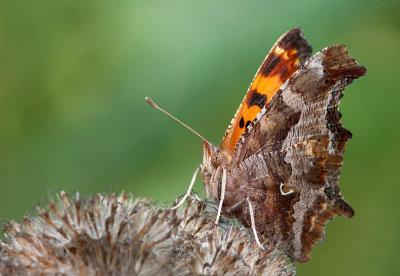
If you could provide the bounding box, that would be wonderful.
[221,28,312,156]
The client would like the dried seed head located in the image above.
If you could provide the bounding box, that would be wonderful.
[0,191,295,275]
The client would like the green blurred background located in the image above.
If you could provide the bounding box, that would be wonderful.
[0,0,398,275]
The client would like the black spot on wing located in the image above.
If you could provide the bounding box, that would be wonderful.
[262,54,281,76]
[239,117,245,128]
[245,120,251,128]
[248,90,267,108]
[324,187,332,200]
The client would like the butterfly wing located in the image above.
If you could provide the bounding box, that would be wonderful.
[232,45,366,262]
[221,27,312,155]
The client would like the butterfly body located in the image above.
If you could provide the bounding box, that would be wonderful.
[200,28,366,263]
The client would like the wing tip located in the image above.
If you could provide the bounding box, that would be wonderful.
[278,27,313,61]
[322,45,367,80]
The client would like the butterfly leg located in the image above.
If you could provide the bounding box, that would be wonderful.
[246,197,264,249]
[214,168,227,225]
[280,183,294,196]
[228,198,247,213]
[172,165,201,210]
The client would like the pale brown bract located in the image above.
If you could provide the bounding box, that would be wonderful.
[201,33,366,263]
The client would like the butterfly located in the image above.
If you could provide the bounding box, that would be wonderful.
[147,27,366,263]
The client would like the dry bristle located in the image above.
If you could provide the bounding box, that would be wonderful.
[0,192,295,275]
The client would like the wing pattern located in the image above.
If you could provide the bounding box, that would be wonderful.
[228,45,366,262]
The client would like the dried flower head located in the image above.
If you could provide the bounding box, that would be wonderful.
[0,191,295,275]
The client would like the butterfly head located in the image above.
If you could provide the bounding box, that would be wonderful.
[201,141,232,198]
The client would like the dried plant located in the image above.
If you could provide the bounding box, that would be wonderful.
[0,191,295,275]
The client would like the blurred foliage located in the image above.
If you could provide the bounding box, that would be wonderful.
[0,0,399,275]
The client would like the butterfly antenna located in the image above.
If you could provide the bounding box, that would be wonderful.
[145,97,212,145]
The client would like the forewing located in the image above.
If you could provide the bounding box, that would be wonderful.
[221,27,312,155]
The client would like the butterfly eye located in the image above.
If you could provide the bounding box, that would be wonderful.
[202,172,211,181]
[211,152,222,168]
